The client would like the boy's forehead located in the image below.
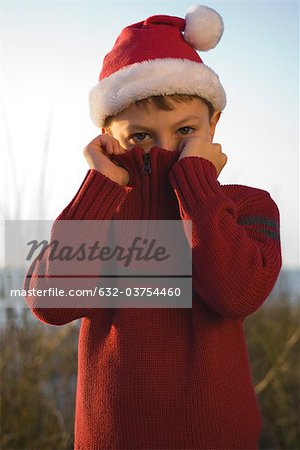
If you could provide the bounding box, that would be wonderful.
[112,98,208,128]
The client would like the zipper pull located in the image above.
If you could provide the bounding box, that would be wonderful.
[142,152,151,174]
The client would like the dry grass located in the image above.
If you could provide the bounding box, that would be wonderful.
[245,291,300,449]
[0,308,77,450]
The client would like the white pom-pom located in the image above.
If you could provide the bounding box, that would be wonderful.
[184,4,224,51]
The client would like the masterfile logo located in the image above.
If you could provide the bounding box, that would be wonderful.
[5,220,193,308]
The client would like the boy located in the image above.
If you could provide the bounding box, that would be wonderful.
[24,5,282,449]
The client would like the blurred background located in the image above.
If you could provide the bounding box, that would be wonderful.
[0,0,299,449]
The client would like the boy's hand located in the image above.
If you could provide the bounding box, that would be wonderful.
[83,135,130,186]
[177,136,227,178]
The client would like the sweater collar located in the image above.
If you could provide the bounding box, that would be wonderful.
[111,146,181,188]
[111,146,181,219]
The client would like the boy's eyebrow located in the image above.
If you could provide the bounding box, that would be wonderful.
[126,115,201,132]
[172,115,202,126]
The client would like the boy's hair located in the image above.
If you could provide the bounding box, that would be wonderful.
[103,94,215,129]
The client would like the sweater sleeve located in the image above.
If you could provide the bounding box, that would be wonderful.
[23,169,133,326]
[168,156,282,320]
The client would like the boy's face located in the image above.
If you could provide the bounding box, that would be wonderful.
[103,98,221,153]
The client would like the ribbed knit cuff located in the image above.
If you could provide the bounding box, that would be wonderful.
[57,169,133,220]
[169,156,226,212]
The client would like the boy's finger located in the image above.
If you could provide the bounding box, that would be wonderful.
[98,140,111,155]
[113,142,126,154]
[106,142,114,155]
[113,142,121,154]
[178,141,186,152]
[119,144,127,153]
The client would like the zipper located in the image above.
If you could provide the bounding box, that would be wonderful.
[142,152,151,175]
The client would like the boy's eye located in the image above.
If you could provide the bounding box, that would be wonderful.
[178,126,195,135]
[130,133,150,143]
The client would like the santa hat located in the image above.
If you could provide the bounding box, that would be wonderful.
[89,4,226,128]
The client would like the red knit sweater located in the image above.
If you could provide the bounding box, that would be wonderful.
[24,146,282,449]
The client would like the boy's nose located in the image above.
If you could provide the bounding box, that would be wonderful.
[155,138,178,152]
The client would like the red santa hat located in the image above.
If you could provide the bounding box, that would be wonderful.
[89,4,226,128]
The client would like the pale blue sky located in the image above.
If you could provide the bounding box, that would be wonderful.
[0,0,299,267]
